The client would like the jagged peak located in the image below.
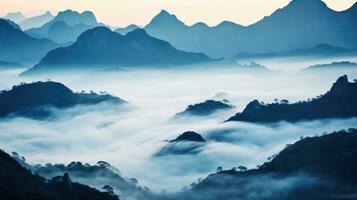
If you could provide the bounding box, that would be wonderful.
[243,99,263,113]
[329,75,351,96]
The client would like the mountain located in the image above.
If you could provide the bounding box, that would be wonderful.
[23,27,212,75]
[33,161,154,200]
[3,12,26,23]
[0,19,57,64]
[227,75,357,123]
[307,61,357,70]
[235,44,354,60]
[145,10,244,58]
[284,43,352,57]
[0,81,125,119]
[26,10,100,44]
[176,100,235,117]
[155,131,206,156]
[145,1,357,58]
[170,131,206,143]
[178,128,357,200]
[19,11,54,30]
[0,149,119,200]
[115,24,140,35]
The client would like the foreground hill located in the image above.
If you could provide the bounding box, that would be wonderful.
[0,149,119,200]
[168,129,357,200]
[145,0,357,58]
[0,81,124,119]
[227,75,357,123]
[33,161,154,200]
[23,27,211,75]
[0,19,57,64]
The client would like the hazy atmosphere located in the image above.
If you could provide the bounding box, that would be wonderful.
[0,0,356,199]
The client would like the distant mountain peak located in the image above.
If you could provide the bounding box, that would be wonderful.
[147,9,184,27]
[3,12,26,23]
[158,9,172,16]
[55,9,98,25]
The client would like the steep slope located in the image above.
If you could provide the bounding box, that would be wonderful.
[0,19,57,64]
[227,75,357,123]
[0,81,125,119]
[0,149,119,200]
[24,27,211,75]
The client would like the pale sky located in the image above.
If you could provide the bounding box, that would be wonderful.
[1,0,356,27]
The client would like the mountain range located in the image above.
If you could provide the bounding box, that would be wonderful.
[23,27,212,75]
[0,19,57,64]
[3,11,54,30]
[176,128,357,200]
[3,12,26,23]
[19,11,54,30]
[25,10,101,44]
[234,43,354,60]
[306,61,357,70]
[144,0,357,58]
[0,81,124,119]
[227,75,357,123]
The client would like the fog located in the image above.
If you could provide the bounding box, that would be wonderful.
[0,60,357,192]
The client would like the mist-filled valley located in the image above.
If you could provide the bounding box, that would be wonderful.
[1,59,357,194]
[1,0,357,199]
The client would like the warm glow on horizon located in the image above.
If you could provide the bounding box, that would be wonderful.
[0,0,356,27]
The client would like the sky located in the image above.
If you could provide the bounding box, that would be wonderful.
[0,0,356,28]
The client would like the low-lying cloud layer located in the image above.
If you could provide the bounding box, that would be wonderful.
[0,61,357,192]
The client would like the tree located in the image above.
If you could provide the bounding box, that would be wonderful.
[238,166,247,171]
[102,185,114,195]
[217,166,223,173]
[280,99,289,104]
